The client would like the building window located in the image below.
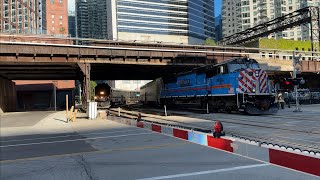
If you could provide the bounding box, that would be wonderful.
[52,21,54,24]
[52,27,54,30]
[59,16,62,20]
[59,0,63,3]
[52,15,54,18]
[60,21,62,25]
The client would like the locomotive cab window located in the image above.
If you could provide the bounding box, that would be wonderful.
[249,62,260,69]
[228,62,259,72]
[206,71,214,78]
[228,63,247,72]
[205,67,219,78]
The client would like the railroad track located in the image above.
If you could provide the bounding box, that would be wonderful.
[123,104,319,121]
[120,105,320,134]
[107,107,320,153]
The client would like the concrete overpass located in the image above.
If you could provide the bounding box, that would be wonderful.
[0,41,240,80]
[1,41,320,80]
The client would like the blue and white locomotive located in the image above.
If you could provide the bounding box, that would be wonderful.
[141,57,278,114]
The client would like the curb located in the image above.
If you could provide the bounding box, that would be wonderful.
[107,115,320,176]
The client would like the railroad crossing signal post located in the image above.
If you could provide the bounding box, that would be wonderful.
[293,52,302,112]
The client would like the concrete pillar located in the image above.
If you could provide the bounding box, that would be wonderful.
[0,77,17,113]
[78,63,91,111]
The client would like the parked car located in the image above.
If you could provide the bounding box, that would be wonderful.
[311,92,320,104]
[289,89,312,104]
[298,89,312,104]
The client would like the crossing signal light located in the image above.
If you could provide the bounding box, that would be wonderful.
[286,78,305,86]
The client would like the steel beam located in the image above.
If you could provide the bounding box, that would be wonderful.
[309,6,320,55]
[219,6,320,55]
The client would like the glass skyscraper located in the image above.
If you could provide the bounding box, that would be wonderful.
[117,0,188,36]
[76,0,215,44]
[116,0,215,44]
[187,0,215,43]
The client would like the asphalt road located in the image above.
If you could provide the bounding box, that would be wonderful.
[0,111,54,127]
[0,118,318,180]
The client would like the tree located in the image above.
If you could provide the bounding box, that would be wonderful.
[90,81,97,100]
[204,38,217,46]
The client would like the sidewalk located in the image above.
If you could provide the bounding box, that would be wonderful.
[0,111,73,137]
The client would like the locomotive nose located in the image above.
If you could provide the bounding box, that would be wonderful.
[237,68,268,94]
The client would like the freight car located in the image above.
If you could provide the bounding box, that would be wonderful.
[140,57,278,114]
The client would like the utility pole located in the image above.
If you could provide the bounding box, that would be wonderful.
[293,52,302,112]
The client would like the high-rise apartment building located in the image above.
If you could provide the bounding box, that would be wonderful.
[222,0,320,41]
[75,0,88,38]
[68,11,76,37]
[0,0,42,34]
[43,0,68,36]
[0,0,68,35]
[215,15,223,41]
[76,0,108,39]
[76,0,215,44]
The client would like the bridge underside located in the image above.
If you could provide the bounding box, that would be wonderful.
[0,63,197,80]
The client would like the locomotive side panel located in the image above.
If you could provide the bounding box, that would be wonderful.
[162,73,208,98]
[160,58,278,114]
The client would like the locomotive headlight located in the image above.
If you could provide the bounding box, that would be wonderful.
[255,70,259,77]
[100,91,105,95]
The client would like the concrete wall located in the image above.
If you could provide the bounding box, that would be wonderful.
[0,77,17,114]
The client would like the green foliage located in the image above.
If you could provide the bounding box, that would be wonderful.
[204,38,217,46]
[259,38,312,51]
[90,81,97,100]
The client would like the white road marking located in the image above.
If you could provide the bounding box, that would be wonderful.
[0,129,141,143]
[137,164,269,180]
[0,132,152,148]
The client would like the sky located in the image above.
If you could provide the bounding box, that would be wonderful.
[215,0,222,17]
[68,0,75,12]
[68,0,222,17]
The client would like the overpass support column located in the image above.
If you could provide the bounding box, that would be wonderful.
[0,77,17,113]
[78,63,91,110]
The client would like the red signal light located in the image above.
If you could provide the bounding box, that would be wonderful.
[285,81,290,85]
